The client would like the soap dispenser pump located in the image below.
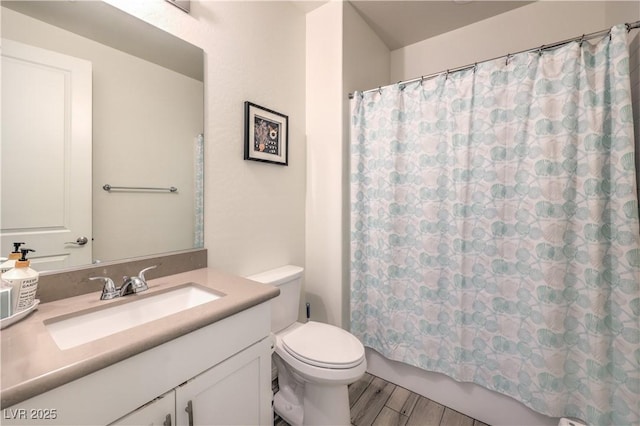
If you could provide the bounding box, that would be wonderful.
[0,242,26,273]
[2,248,39,313]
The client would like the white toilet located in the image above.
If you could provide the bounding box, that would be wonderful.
[247,265,366,426]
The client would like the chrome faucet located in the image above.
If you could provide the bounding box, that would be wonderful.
[89,276,119,300]
[90,265,157,300]
[120,265,156,296]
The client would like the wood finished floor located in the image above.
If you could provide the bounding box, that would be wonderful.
[274,372,490,426]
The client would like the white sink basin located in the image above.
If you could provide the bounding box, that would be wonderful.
[46,283,223,350]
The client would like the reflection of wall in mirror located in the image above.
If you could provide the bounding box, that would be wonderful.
[2,7,204,264]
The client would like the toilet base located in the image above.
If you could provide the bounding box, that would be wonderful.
[274,382,351,426]
[273,354,305,425]
[274,388,303,426]
[303,383,350,425]
[274,353,354,426]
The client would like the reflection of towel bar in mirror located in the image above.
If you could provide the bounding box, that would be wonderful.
[103,184,178,193]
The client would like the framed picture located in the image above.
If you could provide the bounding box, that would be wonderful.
[244,101,289,166]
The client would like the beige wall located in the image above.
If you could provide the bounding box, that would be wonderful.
[105,0,307,277]
[391,1,639,82]
[305,1,389,327]
[306,1,344,325]
[2,7,203,263]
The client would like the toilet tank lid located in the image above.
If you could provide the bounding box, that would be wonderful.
[246,265,304,285]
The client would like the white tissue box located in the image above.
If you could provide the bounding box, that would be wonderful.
[0,283,12,319]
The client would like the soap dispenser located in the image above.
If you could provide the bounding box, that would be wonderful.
[2,248,39,313]
[0,242,25,273]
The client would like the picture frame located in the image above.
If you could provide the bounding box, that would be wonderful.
[244,101,289,166]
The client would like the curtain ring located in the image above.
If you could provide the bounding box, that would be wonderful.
[445,69,450,80]
[538,45,544,56]
[473,62,478,72]
[398,81,406,91]
[420,75,425,85]
[378,86,382,95]
[505,54,510,66]
[626,23,632,33]
[579,34,585,47]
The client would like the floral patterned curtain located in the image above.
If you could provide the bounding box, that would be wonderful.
[350,25,639,425]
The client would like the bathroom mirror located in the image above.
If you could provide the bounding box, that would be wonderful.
[1,1,204,272]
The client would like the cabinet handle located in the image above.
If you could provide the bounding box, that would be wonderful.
[163,414,172,426]
[185,400,193,426]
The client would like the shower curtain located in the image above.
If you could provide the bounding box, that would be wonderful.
[350,25,639,425]
[194,133,205,248]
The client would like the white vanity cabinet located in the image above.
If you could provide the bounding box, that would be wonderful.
[110,338,272,426]
[3,302,273,426]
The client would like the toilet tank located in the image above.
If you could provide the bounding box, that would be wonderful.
[246,265,304,333]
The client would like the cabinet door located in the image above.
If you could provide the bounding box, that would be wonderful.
[175,338,272,426]
[109,390,175,426]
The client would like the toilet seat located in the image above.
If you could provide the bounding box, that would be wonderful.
[281,321,365,369]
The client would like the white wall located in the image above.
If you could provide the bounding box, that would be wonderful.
[306,0,389,327]
[391,1,639,82]
[342,3,391,96]
[105,0,307,277]
[2,7,203,263]
[306,1,344,325]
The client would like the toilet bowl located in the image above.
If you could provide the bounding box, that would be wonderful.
[247,266,366,426]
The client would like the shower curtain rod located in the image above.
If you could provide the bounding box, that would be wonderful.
[348,20,640,99]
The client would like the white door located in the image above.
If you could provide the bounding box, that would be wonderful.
[1,39,92,271]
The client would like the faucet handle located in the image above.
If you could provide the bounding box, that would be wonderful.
[120,275,147,295]
[89,276,118,300]
[138,265,157,282]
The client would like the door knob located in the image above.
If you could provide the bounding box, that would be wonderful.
[65,237,89,246]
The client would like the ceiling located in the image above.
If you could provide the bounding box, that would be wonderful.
[294,1,533,50]
[6,0,534,74]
